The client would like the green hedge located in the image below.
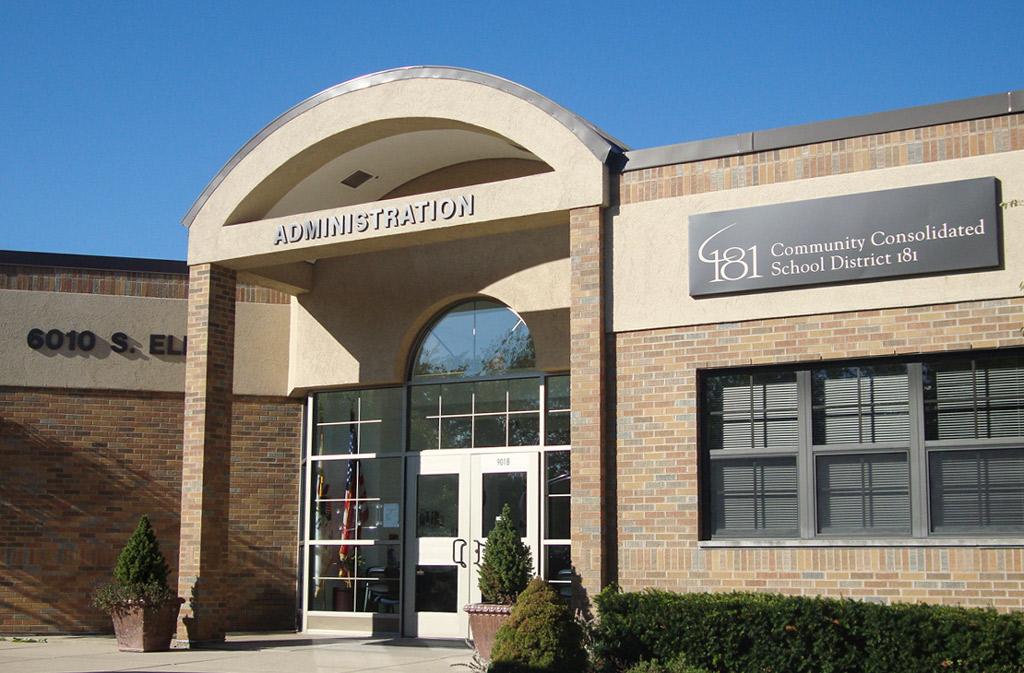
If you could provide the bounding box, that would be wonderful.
[591,587,1024,673]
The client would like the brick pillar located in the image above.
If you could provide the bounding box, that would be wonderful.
[177,263,236,644]
[569,205,611,604]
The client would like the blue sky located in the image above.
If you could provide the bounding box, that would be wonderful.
[2,1,1022,261]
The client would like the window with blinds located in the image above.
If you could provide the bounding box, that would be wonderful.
[929,449,1024,533]
[710,457,798,536]
[812,365,910,445]
[924,357,1024,440]
[816,453,910,534]
[704,373,799,536]
[701,351,1024,540]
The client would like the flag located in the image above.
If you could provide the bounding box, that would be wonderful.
[338,412,368,582]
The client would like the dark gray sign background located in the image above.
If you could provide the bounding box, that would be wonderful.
[688,177,1001,297]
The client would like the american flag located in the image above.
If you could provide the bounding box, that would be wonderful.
[338,411,368,573]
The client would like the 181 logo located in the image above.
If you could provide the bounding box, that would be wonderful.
[697,223,763,282]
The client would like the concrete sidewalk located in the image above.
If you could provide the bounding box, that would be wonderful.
[0,632,476,673]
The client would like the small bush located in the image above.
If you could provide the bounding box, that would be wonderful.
[489,577,588,673]
[478,503,533,604]
[91,515,175,611]
[590,587,1024,673]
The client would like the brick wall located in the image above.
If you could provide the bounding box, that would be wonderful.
[0,263,289,304]
[0,387,303,633]
[225,395,303,632]
[613,299,1024,609]
[0,387,184,633]
[569,205,611,602]
[610,107,1024,611]
[1,263,302,634]
[621,112,1024,204]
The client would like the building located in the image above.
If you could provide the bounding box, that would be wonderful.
[2,67,1023,641]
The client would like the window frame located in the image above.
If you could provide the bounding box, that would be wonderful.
[700,350,1024,541]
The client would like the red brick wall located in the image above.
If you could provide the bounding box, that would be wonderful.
[0,387,184,633]
[613,299,1024,609]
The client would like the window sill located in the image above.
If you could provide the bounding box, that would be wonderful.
[699,538,1024,548]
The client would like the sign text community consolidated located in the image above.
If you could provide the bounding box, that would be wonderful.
[688,178,1001,296]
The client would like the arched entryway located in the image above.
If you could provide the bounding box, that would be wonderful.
[302,299,570,637]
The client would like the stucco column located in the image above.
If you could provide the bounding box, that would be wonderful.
[177,263,236,644]
[569,205,612,604]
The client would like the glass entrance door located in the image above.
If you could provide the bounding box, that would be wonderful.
[404,451,539,638]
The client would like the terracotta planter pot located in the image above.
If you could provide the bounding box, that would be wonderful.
[464,602,513,661]
[110,598,184,652]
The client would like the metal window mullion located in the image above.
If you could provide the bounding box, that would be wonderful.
[797,370,815,539]
[539,377,548,447]
[909,363,928,538]
[301,394,316,630]
[504,387,510,447]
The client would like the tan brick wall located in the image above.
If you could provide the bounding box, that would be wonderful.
[570,205,611,602]
[225,395,303,632]
[177,263,237,642]
[0,263,289,304]
[613,298,1024,610]
[621,112,1024,204]
[0,387,184,633]
[0,388,302,634]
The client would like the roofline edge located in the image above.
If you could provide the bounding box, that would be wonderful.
[181,66,629,230]
[623,89,1024,173]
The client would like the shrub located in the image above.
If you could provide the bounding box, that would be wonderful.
[478,503,533,604]
[489,577,588,673]
[590,587,1024,673]
[624,657,710,673]
[91,515,175,612]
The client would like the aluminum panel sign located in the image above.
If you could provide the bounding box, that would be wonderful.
[688,177,1001,297]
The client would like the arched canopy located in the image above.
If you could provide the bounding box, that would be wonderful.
[410,299,536,381]
[184,67,628,283]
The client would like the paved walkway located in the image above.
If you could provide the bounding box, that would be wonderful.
[0,632,476,673]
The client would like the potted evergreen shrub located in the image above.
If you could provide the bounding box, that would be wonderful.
[489,577,588,673]
[91,515,184,652]
[464,503,533,661]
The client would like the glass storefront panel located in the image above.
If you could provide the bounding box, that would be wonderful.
[544,544,572,599]
[475,415,507,447]
[509,378,540,411]
[546,375,570,446]
[314,388,403,455]
[308,544,400,613]
[310,458,402,542]
[475,379,507,414]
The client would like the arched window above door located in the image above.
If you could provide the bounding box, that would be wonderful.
[410,300,536,381]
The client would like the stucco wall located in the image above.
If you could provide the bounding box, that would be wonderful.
[288,223,570,391]
[611,152,1024,333]
[0,289,290,396]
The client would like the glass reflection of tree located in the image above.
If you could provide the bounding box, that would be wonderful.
[479,319,535,376]
[412,301,536,380]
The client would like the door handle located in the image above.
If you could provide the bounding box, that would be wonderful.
[474,539,484,566]
[452,538,467,568]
